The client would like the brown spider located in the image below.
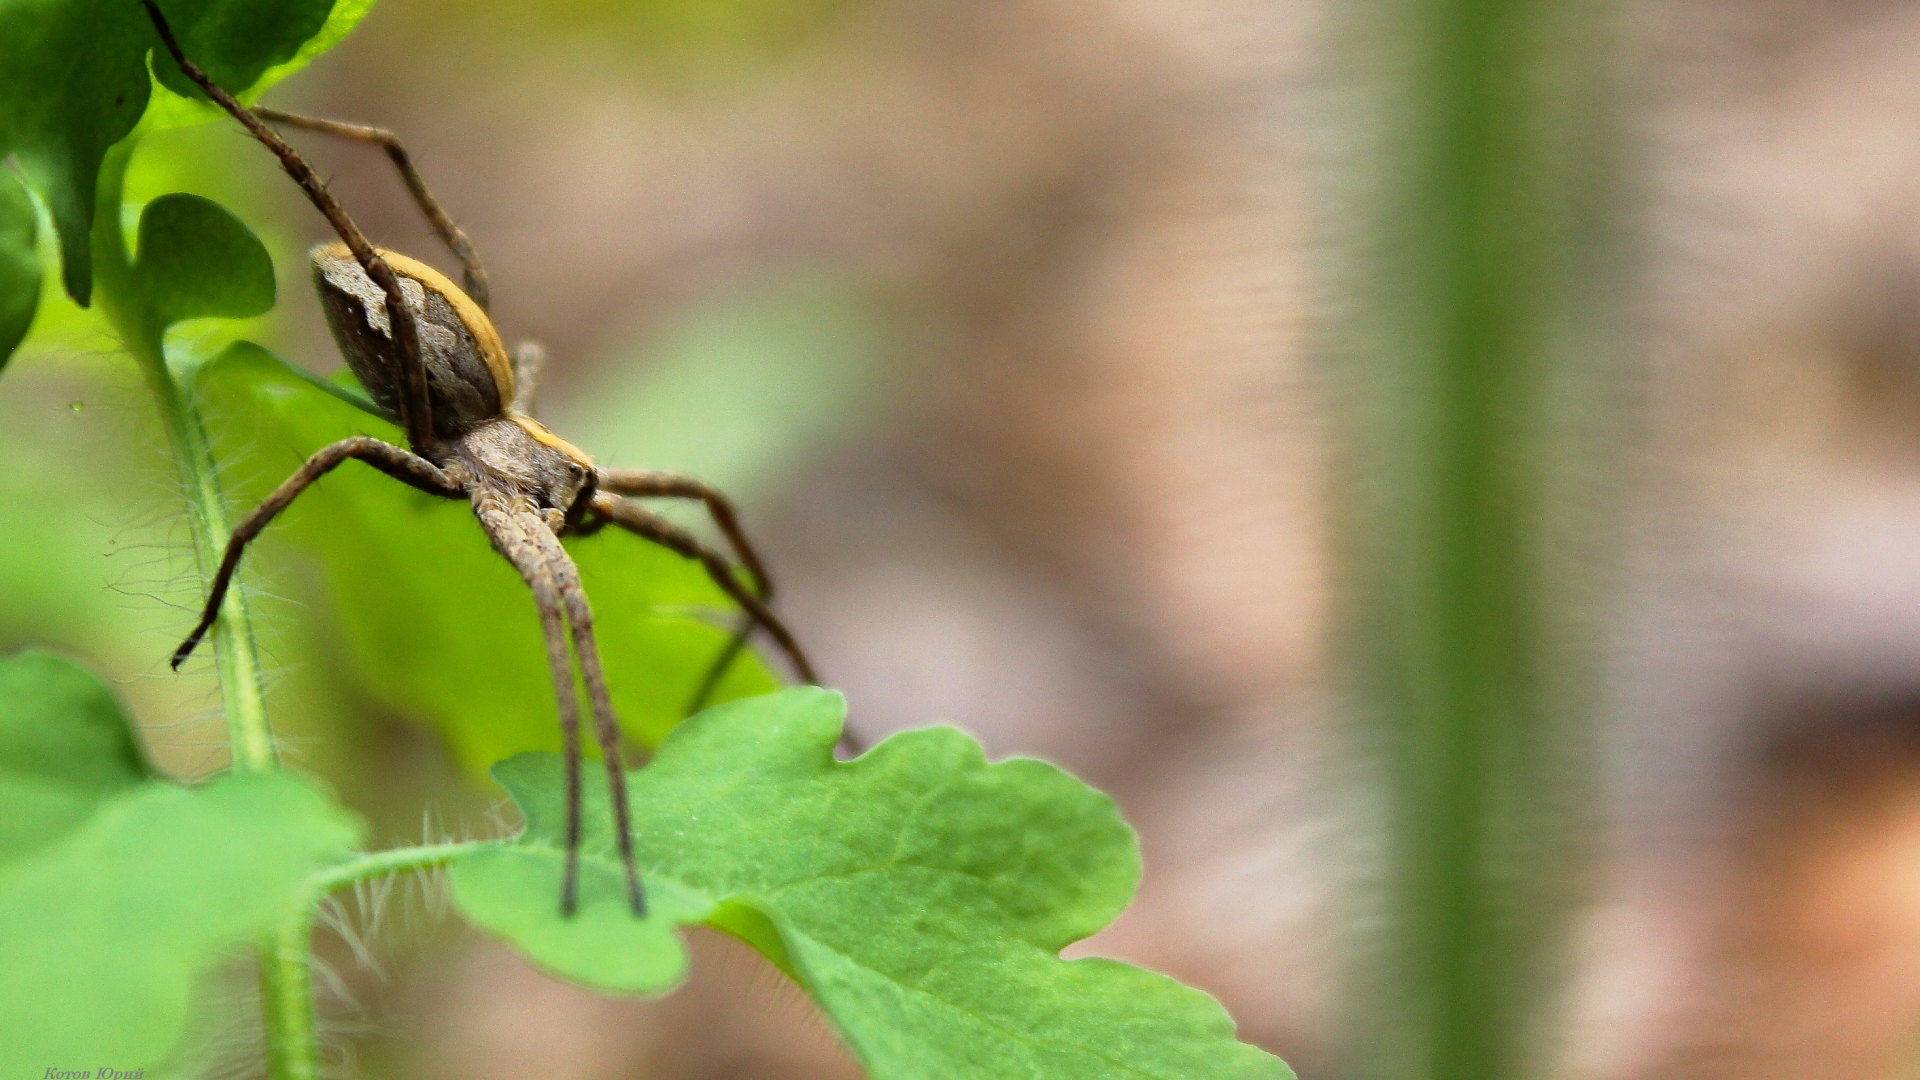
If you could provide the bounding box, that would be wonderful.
[145,1,821,918]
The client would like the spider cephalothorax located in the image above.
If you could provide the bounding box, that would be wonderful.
[146,1,821,919]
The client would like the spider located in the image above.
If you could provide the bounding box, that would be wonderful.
[144,1,822,919]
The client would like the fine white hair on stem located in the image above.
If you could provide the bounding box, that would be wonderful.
[319,893,386,985]
[308,951,355,1013]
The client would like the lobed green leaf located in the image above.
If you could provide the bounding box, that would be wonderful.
[191,340,780,770]
[0,168,39,373]
[0,650,150,862]
[250,0,376,100]
[0,650,363,1074]
[451,688,1289,1080]
[0,0,364,304]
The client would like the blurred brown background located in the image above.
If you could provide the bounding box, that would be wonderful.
[19,0,1920,1076]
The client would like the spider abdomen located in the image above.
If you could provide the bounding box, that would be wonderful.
[312,242,513,439]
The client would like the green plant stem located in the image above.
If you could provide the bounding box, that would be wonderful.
[90,134,304,1074]
[89,139,277,774]
[258,911,318,1080]
[295,841,487,907]
[1342,1,1618,1079]
[261,841,485,1080]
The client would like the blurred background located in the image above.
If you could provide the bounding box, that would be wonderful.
[18,0,1920,1077]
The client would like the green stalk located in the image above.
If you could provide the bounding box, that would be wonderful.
[258,911,319,1080]
[89,139,277,773]
[89,135,304,1073]
[1339,1,1620,1078]
[92,129,478,1080]
[261,841,486,1080]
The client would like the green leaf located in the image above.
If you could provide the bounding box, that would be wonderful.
[251,0,375,99]
[146,1,335,105]
[0,168,40,373]
[133,192,275,327]
[451,689,1288,1080]
[0,650,151,862]
[0,0,361,304]
[192,341,779,770]
[0,650,364,1073]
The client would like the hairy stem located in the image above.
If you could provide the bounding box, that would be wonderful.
[295,840,486,911]
[263,842,487,1080]
[90,136,299,1073]
[89,139,277,773]
[258,911,317,1080]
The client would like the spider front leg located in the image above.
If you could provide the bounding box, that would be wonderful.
[535,522,645,915]
[478,502,644,917]
[172,437,463,669]
[595,469,774,598]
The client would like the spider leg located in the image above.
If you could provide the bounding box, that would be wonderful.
[595,470,778,713]
[587,493,818,685]
[171,437,462,670]
[594,470,774,600]
[143,1,438,456]
[683,616,753,716]
[509,341,546,414]
[474,505,589,917]
[531,523,646,916]
[250,107,490,310]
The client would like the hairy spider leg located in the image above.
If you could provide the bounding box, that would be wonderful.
[583,493,818,685]
[595,469,784,714]
[251,106,490,311]
[142,0,438,456]
[477,503,645,916]
[537,525,646,914]
[683,617,754,716]
[510,341,547,414]
[170,437,462,669]
[584,492,862,751]
[476,506,589,913]
[596,470,776,594]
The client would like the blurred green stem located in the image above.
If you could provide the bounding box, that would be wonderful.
[1345,0,1617,1078]
[91,136,300,1073]
[258,912,317,1080]
[89,138,276,773]
[261,841,486,1080]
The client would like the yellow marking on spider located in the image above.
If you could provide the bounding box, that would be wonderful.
[509,414,595,468]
